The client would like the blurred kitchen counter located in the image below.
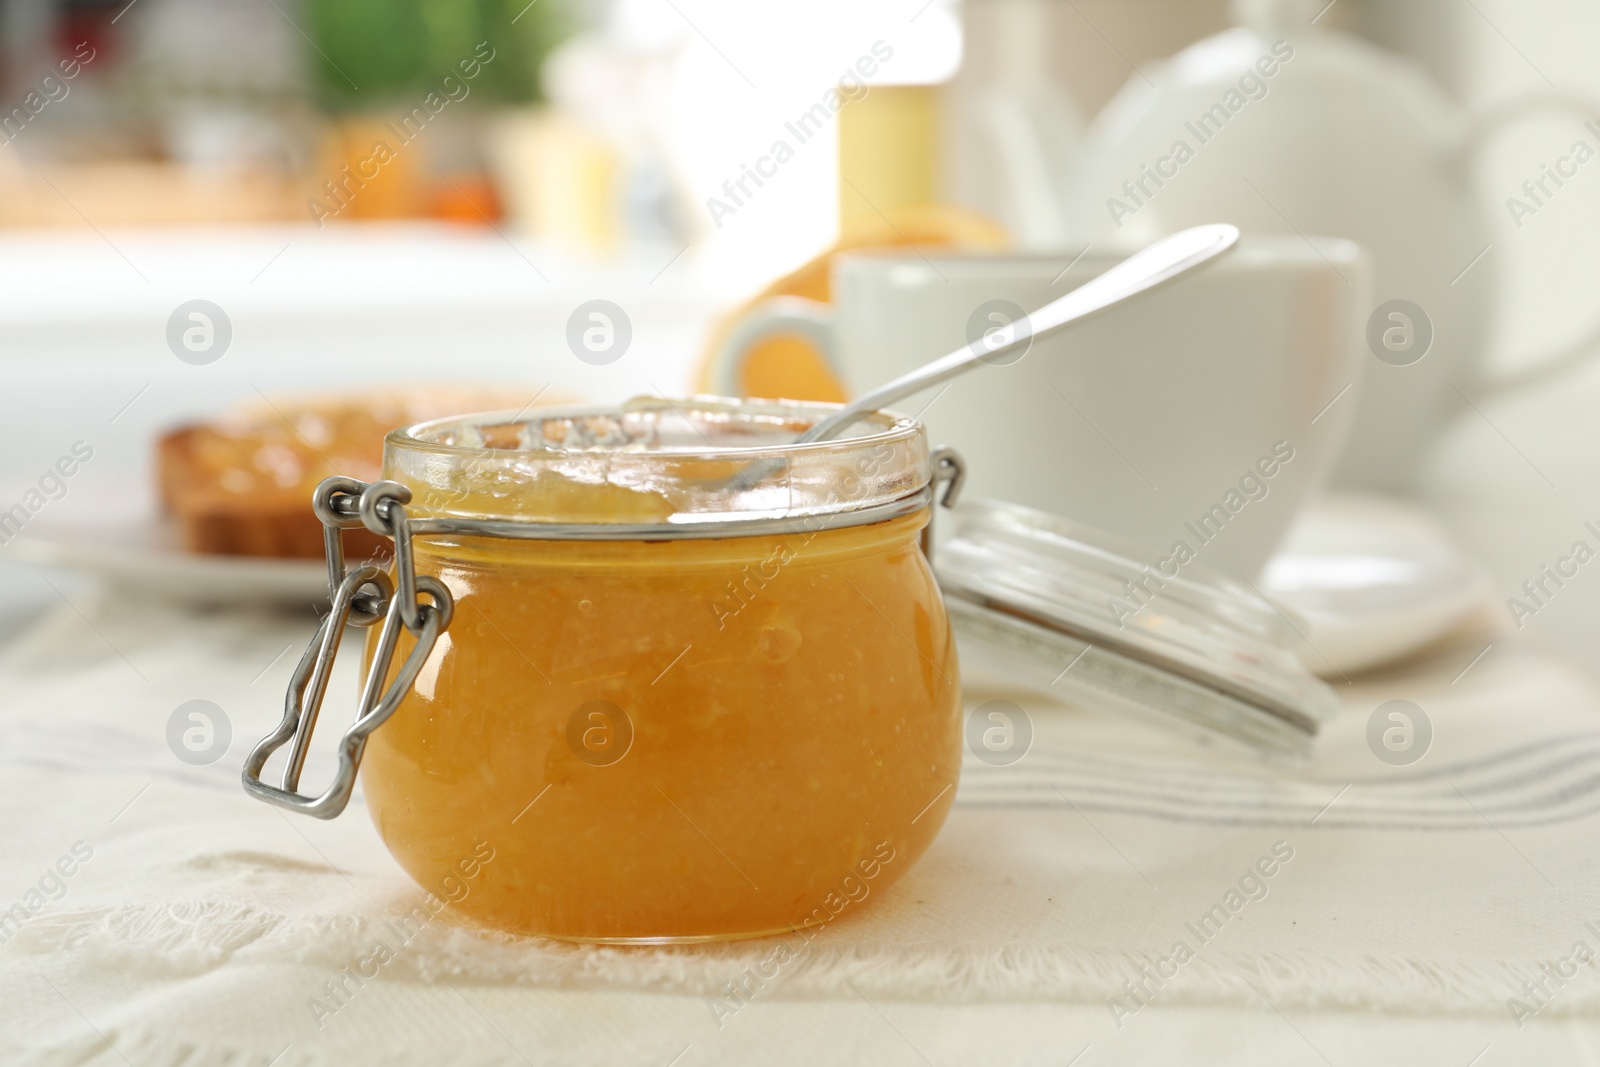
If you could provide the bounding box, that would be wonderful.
[0,220,720,620]
[0,163,304,227]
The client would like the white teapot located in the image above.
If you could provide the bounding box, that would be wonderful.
[1046,0,1600,491]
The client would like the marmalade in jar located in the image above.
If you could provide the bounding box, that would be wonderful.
[358,401,962,942]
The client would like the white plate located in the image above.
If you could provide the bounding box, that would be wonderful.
[1261,493,1492,677]
[8,494,1492,677]
[6,518,329,606]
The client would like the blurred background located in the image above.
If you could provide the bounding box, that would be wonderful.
[3,0,1600,682]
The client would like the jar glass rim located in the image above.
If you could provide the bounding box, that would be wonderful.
[386,396,922,460]
[381,396,933,533]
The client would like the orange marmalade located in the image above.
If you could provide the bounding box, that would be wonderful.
[359,400,961,942]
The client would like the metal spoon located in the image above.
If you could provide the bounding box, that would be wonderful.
[800,223,1241,445]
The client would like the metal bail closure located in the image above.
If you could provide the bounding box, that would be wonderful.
[242,478,455,819]
[921,446,966,563]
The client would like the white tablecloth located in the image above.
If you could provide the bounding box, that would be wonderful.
[3,593,1600,1065]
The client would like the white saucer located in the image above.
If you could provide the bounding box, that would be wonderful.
[1260,494,1492,677]
[5,517,328,607]
[7,494,1492,676]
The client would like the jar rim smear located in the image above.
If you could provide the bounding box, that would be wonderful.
[384,396,932,533]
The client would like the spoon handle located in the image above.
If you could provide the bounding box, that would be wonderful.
[797,223,1241,444]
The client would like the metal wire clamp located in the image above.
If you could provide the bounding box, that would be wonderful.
[241,478,453,819]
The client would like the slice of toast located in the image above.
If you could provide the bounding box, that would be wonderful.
[158,388,552,559]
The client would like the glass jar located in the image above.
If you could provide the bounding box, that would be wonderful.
[245,398,963,943]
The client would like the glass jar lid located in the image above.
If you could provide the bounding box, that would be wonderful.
[937,499,1339,759]
[384,396,933,538]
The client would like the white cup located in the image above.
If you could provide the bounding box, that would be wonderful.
[709,235,1368,580]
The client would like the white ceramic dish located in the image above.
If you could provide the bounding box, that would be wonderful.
[9,493,1488,678]
[709,237,1368,581]
[1261,494,1492,677]
[6,518,329,606]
